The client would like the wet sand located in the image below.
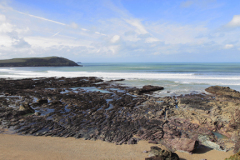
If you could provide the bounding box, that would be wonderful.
[0,134,233,160]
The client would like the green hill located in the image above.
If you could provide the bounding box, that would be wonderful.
[0,57,80,67]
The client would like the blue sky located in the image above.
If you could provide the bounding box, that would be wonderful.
[0,0,240,62]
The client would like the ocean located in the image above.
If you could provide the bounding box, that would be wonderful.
[0,62,240,97]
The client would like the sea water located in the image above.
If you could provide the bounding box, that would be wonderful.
[0,62,240,97]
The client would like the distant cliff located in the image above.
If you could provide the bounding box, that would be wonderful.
[0,57,80,67]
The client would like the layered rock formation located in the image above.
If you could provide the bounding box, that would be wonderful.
[0,78,239,156]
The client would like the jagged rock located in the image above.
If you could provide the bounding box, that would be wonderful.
[19,102,35,114]
[0,77,238,154]
[146,146,179,160]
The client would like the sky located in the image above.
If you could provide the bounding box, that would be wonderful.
[0,0,240,62]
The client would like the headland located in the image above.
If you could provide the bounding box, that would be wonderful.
[0,57,80,67]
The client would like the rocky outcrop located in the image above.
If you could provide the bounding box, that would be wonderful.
[205,86,240,98]
[0,57,80,67]
[1,79,240,155]
[136,85,164,95]
[146,146,179,160]
[19,102,35,115]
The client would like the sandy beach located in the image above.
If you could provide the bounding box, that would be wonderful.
[0,134,234,160]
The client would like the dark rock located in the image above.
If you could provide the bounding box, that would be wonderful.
[148,140,158,144]
[128,137,138,144]
[146,146,179,160]
[137,85,164,95]
[19,102,35,115]
[34,112,41,116]
[37,98,48,104]
[108,79,125,82]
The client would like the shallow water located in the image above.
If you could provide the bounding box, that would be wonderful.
[212,131,228,139]
[1,63,240,96]
[80,87,111,93]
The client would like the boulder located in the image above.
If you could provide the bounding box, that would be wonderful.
[19,102,35,114]
[163,138,199,153]
[137,85,164,95]
[127,137,138,144]
[37,98,48,104]
[198,135,226,151]
[146,146,179,160]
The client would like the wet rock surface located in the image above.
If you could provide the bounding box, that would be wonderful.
[136,85,164,95]
[0,79,239,154]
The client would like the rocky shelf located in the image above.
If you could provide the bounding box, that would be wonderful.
[0,56,80,67]
[0,77,240,157]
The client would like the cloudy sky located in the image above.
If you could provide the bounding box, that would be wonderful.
[0,0,240,62]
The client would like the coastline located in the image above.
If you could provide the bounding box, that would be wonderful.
[0,76,240,159]
[0,134,234,160]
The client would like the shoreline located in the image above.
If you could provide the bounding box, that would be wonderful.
[0,76,240,159]
[0,134,234,160]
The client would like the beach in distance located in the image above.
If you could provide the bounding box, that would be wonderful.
[1,62,240,160]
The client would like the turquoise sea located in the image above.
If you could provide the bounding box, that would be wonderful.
[1,62,240,97]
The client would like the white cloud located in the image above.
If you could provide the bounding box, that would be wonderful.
[95,31,107,36]
[0,0,239,61]
[147,23,208,45]
[0,14,14,33]
[124,19,148,34]
[0,14,6,22]
[110,35,120,43]
[108,45,119,54]
[0,35,12,46]
[0,22,13,33]
[12,38,31,48]
[16,11,67,26]
[24,36,91,48]
[224,44,234,49]
[51,32,60,37]
[81,28,88,31]
[145,37,160,43]
[226,15,240,28]
[70,22,78,29]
